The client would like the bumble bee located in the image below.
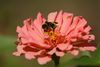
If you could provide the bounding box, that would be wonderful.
[42,21,57,32]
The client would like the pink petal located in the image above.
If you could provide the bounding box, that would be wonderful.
[16,26,21,33]
[55,10,63,30]
[21,20,50,48]
[60,12,73,35]
[55,51,65,57]
[84,26,91,34]
[25,52,35,60]
[23,18,32,24]
[21,38,28,44]
[28,28,43,43]
[75,17,87,31]
[48,11,57,22]
[33,12,44,37]
[70,38,77,42]
[82,35,89,40]
[75,43,96,52]
[69,17,87,37]
[13,45,26,56]
[24,18,43,42]
[32,19,44,38]
[68,50,79,56]
[37,56,51,65]
[13,52,21,56]
[66,16,81,35]
[17,45,25,53]
[29,42,50,49]
[66,45,73,50]
[31,19,44,39]
[57,43,71,51]
[79,46,96,51]
[88,35,95,40]
[82,34,95,41]
[17,25,27,38]
[20,21,45,47]
[21,23,29,37]
[34,50,45,55]
[48,48,56,55]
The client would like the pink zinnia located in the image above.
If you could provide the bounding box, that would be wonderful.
[13,11,96,65]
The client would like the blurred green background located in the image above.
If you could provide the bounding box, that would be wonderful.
[0,0,100,67]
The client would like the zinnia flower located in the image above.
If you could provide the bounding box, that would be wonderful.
[13,11,96,65]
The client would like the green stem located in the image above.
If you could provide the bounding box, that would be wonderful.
[52,54,60,67]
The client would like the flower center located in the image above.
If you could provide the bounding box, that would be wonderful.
[48,31,57,40]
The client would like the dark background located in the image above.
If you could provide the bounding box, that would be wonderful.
[0,0,100,67]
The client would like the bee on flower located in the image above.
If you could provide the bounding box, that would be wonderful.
[13,10,96,65]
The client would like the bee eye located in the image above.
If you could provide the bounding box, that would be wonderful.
[42,24,47,29]
[42,24,49,31]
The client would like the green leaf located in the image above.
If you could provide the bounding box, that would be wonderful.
[79,51,91,57]
[59,54,75,67]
